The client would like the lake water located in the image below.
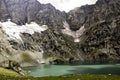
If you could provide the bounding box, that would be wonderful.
[23,64,120,77]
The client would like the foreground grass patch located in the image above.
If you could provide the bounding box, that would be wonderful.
[0,68,20,77]
[0,74,120,80]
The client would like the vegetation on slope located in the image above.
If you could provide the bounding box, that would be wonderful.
[0,67,20,77]
[0,74,120,80]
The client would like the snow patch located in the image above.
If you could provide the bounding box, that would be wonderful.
[62,21,85,43]
[0,19,48,43]
[74,38,80,42]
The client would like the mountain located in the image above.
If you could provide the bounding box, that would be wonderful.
[0,0,120,66]
[67,0,120,63]
[0,0,66,27]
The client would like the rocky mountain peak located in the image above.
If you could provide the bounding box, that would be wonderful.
[0,0,66,28]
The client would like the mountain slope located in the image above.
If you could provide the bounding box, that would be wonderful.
[0,0,120,65]
[68,0,120,63]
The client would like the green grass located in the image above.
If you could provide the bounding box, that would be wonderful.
[0,74,120,80]
[0,68,20,77]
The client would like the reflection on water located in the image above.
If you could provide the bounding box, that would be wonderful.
[23,64,120,77]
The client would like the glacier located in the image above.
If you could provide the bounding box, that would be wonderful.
[0,19,48,43]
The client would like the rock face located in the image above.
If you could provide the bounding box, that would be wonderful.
[0,0,120,65]
[0,0,66,27]
[0,0,9,21]
[68,0,120,63]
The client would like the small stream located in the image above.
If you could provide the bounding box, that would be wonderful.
[23,64,120,77]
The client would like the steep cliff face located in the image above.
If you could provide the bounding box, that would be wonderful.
[68,0,120,63]
[68,0,120,30]
[0,0,9,21]
[0,0,66,27]
[0,0,120,65]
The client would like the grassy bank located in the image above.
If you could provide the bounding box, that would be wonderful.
[0,67,120,80]
[0,74,120,80]
[0,68,20,77]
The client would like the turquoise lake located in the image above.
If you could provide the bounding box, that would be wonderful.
[23,64,120,77]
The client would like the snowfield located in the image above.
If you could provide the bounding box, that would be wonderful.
[62,21,85,42]
[0,19,48,42]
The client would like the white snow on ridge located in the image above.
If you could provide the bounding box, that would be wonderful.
[62,21,85,43]
[0,19,48,42]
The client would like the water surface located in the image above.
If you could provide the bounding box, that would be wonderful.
[23,64,120,77]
